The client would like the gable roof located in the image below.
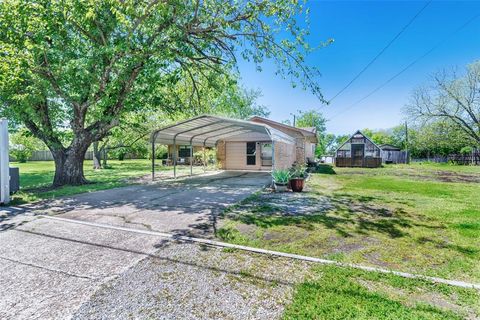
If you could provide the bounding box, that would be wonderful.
[335,130,381,153]
[249,116,318,142]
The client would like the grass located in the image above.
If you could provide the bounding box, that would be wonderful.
[217,163,480,318]
[283,265,479,320]
[8,159,208,204]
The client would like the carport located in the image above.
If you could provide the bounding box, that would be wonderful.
[151,115,295,180]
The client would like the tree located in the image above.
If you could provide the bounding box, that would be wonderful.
[293,110,327,156]
[408,121,471,158]
[94,71,270,168]
[406,61,480,147]
[0,0,324,186]
[9,128,43,162]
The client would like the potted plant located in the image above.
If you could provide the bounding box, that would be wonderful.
[290,165,307,192]
[271,169,291,192]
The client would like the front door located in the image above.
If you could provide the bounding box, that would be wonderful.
[351,144,364,167]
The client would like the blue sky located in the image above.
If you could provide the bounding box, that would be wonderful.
[238,1,480,135]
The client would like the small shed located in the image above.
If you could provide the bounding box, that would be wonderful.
[379,144,408,164]
[335,130,382,168]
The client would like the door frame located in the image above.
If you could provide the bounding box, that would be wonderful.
[351,143,365,167]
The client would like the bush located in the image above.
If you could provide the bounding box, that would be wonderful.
[9,128,39,163]
[271,169,291,184]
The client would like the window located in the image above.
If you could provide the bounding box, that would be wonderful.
[261,143,272,166]
[178,146,192,158]
[246,142,256,165]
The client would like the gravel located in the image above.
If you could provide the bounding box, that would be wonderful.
[72,240,312,320]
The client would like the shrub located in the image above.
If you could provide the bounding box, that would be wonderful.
[9,128,40,163]
[271,169,291,184]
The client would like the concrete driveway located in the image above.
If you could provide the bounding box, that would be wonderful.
[30,171,271,237]
[0,171,310,320]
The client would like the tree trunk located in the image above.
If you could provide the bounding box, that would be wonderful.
[93,141,102,169]
[102,146,108,167]
[51,144,89,187]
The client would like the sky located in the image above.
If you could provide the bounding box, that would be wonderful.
[237,0,480,135]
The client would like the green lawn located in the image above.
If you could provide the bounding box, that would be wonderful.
[217,163,480,318]
[9,159,207,204]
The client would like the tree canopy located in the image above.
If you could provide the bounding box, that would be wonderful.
[405,60,480,147]
[0,0,325,186]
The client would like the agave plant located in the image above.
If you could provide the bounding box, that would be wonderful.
[291,165,308,179]
[271,169,291,185]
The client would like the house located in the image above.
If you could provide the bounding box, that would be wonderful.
[335,130,382,168]
[249,116,318,165]
[379,144,408,164]
[151,115,318,178]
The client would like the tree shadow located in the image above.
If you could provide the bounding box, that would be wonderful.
[223,192,416,239]
[416,236,479,257]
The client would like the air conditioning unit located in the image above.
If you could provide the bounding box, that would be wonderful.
[9,167,19,194]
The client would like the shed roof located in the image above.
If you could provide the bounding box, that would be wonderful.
[151,115,295,147]
[335,130,382,153]
[379,144,401,151]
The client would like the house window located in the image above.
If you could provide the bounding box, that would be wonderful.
[261,143,272,166]
[246,142,256,165]
[178,146,192,158]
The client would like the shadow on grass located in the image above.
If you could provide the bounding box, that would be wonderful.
[416,236,479,258]
[224,193,415,239]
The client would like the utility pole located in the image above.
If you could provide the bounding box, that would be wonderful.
[293,114,296,127]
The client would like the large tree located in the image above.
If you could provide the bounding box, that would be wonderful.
[0,0,323,186]
[406,61,480,147]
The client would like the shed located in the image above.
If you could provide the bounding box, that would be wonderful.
[379,144,408,164]
[151,115,296,179]
[335,130,382,168]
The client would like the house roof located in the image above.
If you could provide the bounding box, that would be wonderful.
[299,127,317,133]
[249,116,318,143]
[379,144,401,151]
[151,115,295,147]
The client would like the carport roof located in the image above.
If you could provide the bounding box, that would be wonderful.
[151,115,295,147]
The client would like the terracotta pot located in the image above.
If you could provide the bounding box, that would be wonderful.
[290,178,305,192]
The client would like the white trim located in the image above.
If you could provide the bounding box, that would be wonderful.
[0,119,10,204]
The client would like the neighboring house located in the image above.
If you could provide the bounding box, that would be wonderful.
[151,115,318,176]
[335,130,382,168]
[379,144,408,164]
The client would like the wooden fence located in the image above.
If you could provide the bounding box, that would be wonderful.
[412,150,480,165]
[26,150,94,161]
[381,150,409,164]
[26,150,141,161]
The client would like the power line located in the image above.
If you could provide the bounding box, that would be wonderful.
[328,1,432,103]
[328,12,480,121]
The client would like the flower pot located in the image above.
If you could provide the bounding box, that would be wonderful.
[290,178,305,192]
[274,183,288,192]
